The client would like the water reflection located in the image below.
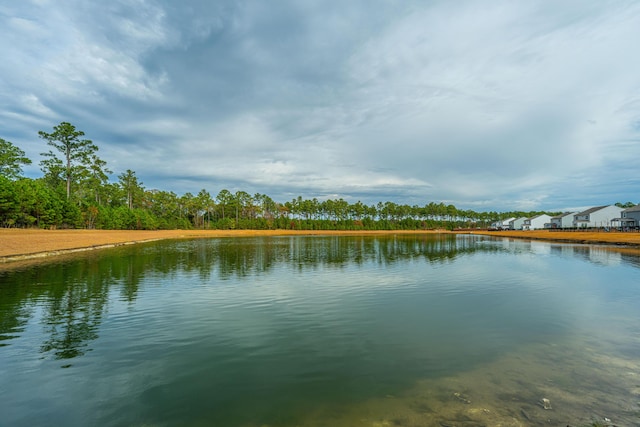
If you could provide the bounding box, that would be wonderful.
[1,234,639,364]
[1,234,640,426]
[0,254,146,360]
[478,235,640,267]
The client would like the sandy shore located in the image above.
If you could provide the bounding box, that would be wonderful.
[0,229,444,263]
[1,228,639,266]
[473,229,640,247]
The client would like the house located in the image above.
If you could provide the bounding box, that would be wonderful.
[490,217,515,230]
[508,217,527,230]
[572,205,620,228]
[523,214,552,230]
[550,212,576,229]
[620,204,640,228]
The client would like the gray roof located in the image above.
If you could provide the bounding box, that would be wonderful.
[551,212,575,219]
[622,204,640,213]
[529,213,550,220]
[575,205,610,216]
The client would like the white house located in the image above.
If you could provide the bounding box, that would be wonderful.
[621,204,640,228]
[523,214,552,230]
[573,205,620,228]
[509,217,527,230]
[550,212,576,229]
[491,217,515,229]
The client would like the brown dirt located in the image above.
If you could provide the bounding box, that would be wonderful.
[471,229,640,247]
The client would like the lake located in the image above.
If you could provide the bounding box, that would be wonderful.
[1,234,639,426]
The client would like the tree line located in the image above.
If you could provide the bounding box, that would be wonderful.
[1,122,631,231]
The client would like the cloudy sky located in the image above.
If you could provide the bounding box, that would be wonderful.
[1,0,639,211]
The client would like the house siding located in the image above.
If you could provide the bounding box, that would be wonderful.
[509,217,527,230]
[550,212,575,229]
[621,205,640,227]
[523,214,552,230]
[573,205,620,228]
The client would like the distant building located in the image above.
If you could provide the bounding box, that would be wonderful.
[523,214,552,230]
[573,205,620,228]
[508,217,527,230]
[550,212,576,229]
[620,204,640,228]
[490,217,515,230]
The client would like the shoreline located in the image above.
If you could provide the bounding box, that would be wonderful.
[0,229,446,265]
[471,229,640,248]
[2,228,640,268]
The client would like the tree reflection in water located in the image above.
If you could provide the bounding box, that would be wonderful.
[2,234,635,364]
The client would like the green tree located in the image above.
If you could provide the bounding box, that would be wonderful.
[84,154,112,205]
[146,190,184,228]
[0,138,32,180]
[118,169,143,210]
[39,122,100,200]
[13,178,64,228]
[0,176,18,226]
[234,191,252,226]
[216,189,233,220]
[196,189,213,228]
[616,201,637,208]
[180,192,196,225]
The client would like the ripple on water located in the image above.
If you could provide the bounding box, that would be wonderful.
[1,236,640,427]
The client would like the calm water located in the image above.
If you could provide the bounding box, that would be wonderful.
[1,234,640,427]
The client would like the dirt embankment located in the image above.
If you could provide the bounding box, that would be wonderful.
[469,229,640,247]
[0,229,444,262]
